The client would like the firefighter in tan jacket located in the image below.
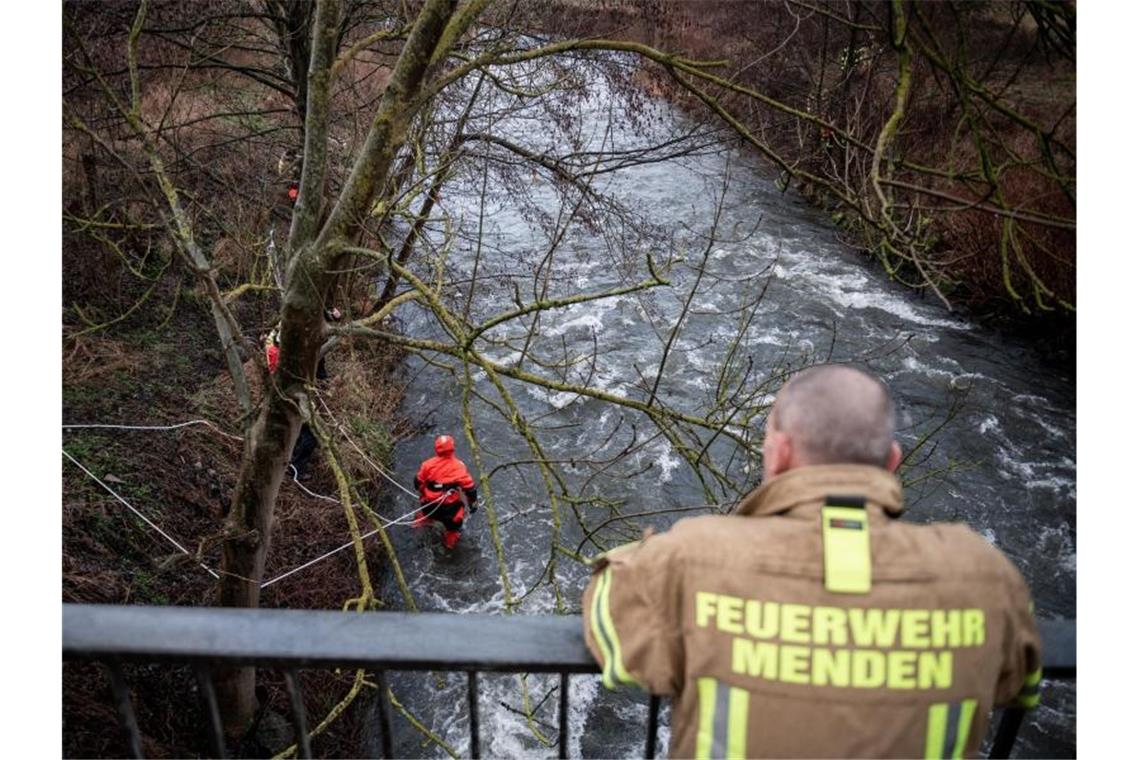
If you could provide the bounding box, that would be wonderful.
[583,365,1041,759]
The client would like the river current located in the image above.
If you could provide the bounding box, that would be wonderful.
[370,62,1075,758]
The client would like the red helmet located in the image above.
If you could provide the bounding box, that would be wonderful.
[434,435,455,456]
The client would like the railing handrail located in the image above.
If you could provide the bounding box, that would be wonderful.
[62,603,1076,676]
[61,604,1075,759]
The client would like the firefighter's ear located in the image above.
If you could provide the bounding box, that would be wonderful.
[763,428,793,479]
[886,441,903,473]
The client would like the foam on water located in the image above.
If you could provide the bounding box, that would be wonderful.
[1035,525,1076,574]
[567,675,600,759]
[547,311,607,337]
[994,447,1035,481]
[1024,411,1072,441]
[654,442,683,482]
[815,277,969,330]
[526,384,584,410]
[897,356,985,385]
[1025,476,1075,496]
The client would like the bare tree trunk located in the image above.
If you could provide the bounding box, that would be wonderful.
[213,391,299,735]
[267,0,314,130]
[214,0,460,736]
[214,0,342,734]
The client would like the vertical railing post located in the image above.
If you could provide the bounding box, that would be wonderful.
[194,665,227,759]
[106,663,144,759]
[467,672,481,759]
[989,708,1026,758]
[645,694,661,759]
[283,669,312,759]
[372,670,394,759]
[558,673,570,760]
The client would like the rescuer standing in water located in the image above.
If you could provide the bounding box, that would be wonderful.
[414,435,478,549]
[582,364,1042,758]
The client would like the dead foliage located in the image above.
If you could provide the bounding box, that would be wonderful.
[63,333,152,386]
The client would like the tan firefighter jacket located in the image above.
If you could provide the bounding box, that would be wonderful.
[582,464,1042,759]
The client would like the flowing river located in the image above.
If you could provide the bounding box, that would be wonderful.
[371,61,1075,758]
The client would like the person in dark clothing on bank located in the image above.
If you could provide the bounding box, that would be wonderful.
[286,306,341,480]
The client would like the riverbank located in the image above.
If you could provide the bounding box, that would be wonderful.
[538,1,1075,349]
[62,276,409,756]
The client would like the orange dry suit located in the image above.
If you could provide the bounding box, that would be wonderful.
[265,340,280,374]
[414,453,478,548]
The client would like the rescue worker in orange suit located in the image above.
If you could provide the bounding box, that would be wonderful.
[582,365,1042,758]
[414,435,478,549]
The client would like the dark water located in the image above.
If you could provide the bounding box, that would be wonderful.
[371,62,1075,758]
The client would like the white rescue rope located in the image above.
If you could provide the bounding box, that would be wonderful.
[63,419,243,440]
[62,449,221,579]
[62,418,451,589]
[284,463,433,523]
[259,474,447,588]
[261,534,382,589]
[315,393,422,500]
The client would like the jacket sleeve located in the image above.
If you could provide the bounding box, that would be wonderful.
[993,564,1043,709]
[458,464,476,491]
[582,537,683,696]
[458,464,477,501]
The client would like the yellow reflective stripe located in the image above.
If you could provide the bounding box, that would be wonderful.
[726,685,750,759]
[1016,692,1041,708]
[695,678,750,759]
[925,703,948,759]
[950,699,977,759]
[822,505,872,593]
[1016,666,1043,708]
[696,677,717,760]
[597,567,639,687]
[925,700,977,759]
[589,571,616,688]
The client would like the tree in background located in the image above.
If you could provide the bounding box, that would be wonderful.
[566,0,1075,314]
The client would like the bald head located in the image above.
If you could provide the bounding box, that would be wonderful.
[765,365,897,475]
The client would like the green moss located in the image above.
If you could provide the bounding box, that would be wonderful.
[131,569,171,605]
[62,433,101,462]
[348,416,393,466]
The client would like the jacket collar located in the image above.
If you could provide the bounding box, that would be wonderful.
[735,464,904,520]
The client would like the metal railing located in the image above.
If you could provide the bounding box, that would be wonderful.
[62,604,1075,759]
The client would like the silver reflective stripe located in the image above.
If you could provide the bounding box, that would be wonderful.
[711,681,731,757]
[942,701,962,759]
